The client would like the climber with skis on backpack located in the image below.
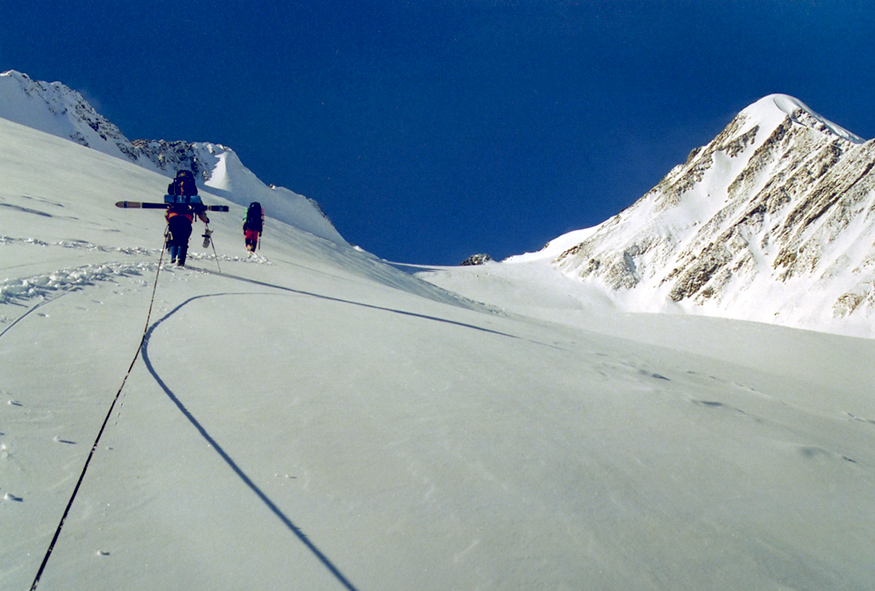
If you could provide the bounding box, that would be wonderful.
[243,201,264,252]
[164,170,209,266]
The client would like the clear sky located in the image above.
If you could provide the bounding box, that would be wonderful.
[2,1,874,265]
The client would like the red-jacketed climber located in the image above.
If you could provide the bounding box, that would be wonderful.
[243,201,264,252]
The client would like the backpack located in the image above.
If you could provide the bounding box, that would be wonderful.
[244,202,263,231]
[168,170,198,196]
[166,203,194,222]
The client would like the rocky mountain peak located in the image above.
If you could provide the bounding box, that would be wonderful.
[544,94,875,337]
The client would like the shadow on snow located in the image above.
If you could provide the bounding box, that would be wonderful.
[141,294,361,591]
[201,267,523,341]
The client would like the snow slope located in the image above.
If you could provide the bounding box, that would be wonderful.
[0,70,343,245]
[3,114,875,590]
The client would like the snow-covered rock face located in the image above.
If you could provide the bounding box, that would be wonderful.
[0,71,222,176]
[0,70,137,161]
[0,70,345,245]
[539,94,875,336]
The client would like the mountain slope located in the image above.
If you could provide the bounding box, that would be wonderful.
[0,70,342,244]
[514,94,875,337]
[4,99,875,591]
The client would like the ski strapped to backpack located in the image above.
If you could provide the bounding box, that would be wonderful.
[116,200,229,212]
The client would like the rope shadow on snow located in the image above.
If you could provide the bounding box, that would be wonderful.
[141,294,361,591]
[200,268,523,342]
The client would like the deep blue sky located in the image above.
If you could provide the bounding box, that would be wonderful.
[2,1,874,264]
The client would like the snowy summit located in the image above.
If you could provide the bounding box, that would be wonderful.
[502,93,875,338]
[2,73,875,591]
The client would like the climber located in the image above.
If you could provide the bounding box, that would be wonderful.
[243,201,264,252]
[165,202,209,266]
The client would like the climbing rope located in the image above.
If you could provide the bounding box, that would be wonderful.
[29,232,169,591]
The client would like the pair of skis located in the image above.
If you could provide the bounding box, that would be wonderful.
[115,200,229,212]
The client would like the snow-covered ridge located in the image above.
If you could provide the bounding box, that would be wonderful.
[0,70,344,244]
[750,94,865,144]
[0,70,137,161]
[516,93,875,337]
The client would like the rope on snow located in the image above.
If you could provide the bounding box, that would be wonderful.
[29,229,169,591]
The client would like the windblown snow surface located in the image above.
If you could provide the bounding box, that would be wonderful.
[2,117,875,591]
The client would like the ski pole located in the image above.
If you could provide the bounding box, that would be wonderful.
[209,229,222,273]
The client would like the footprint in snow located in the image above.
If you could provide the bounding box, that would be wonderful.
[845,412,875,427]
[692,399,747,416]
[798,446,858,464]
[638,369,670,381]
